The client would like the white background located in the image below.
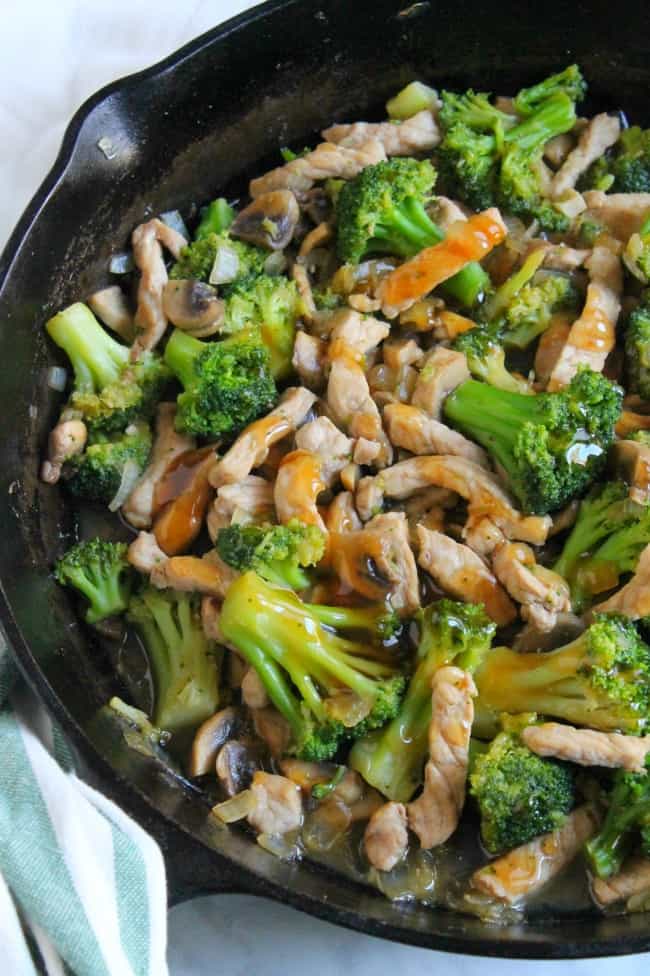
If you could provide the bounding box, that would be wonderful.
[1,2,648,973]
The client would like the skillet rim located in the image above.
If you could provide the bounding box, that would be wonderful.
[2,0,650,958]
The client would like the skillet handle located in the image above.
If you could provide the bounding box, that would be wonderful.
[155,819,249,906]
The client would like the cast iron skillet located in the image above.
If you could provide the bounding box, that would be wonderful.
[2,0,650,958]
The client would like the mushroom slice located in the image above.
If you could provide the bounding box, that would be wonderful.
[162,279,224,335]
[189,705,242,776]
[216,739,263,796]
[230,190,300,250]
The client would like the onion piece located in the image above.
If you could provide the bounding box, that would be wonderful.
[160,209,190,240]
[108,460,141,512]
[264,251,288,276]
[209,244,240,285]
[257,830,300,860]
[109,251,135,274]
[212,789,254,823]
[46,366,68,391]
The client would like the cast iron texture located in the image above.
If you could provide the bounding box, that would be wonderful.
[1,0,649,958]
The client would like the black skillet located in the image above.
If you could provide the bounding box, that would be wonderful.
[1,0,650,958]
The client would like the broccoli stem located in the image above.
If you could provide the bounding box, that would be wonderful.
[484,247,546,320]
[505,93,576,152]
[586,804,639,879]
[163,328,203,389]
[46,303,129,394]
[443,379,539,481]
[386,81,439,120]
[350,649,434,801]
[444,261,490,307]
[195,198,235,240]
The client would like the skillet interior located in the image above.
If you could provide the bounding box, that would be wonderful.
[2,0,650,956]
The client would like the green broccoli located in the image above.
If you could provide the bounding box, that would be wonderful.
[501,273,580,349]
[585,755,650,879]
[66,422,152,505]
[306,603,402,643]
[474,613,650,735]
[454,321,531,394]
[625,297,650,400]
[349,600,495,801]
[582,126,650,194]
[127,588,221,733]
[312,287,344,311]
[54,539,132,623]
[215,519,326,590]
[470,730,575,854]
[195,198,235,240]
[219,572,406,762]
[443,368,623,514]
[575,214,608,247]
[46,303,169,434]
[164,327,277,440]
[221,273,302,378]
[623,214,650,284]
[438,92,577,230]
[553,481,641,609]
[513,64,587,116]
[569,505,650,611]
[335,157,489,307]
[170,232,266,284]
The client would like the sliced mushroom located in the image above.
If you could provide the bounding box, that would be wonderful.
[189,706,242,777]
[162,280,224,336]
[216,739,263,796]
[230,190,300,250]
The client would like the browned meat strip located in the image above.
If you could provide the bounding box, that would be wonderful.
[592,858,650,907]
[249,139,387,198]
[322,110,440,155]
[364,802,409,871]
[470,805,600,903]
[407,666,477,848]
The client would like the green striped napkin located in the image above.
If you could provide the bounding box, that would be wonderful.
[0,639,169,976]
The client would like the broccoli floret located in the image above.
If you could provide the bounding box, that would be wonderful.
[553,481,640,609]
[570,505,650,610]
[219,572,406,761]
[470,731,575,854]
[625,298,650,400]
[514,64,587,116]
[195,198,235,240]
[583,127,650,194]
[164,327,276,439]
[586,755,650,879]
[312,287,344,311]
[335,158,489,307]
[497,95,576,231]
[623,214,650,284]
[443,368,623,514]
[438,92,576,230]
[215,519,326,590]
[437,123,499,212]
[221,274,302,378]
[454,321,530,393]
[575,214,608,247]
[439,90,516,135]
[349,600,495,801]
[54,539,132,624]
[46,303,169,434]
[474,613,650,734]
[501,273,580,349]
[66,422,152,504]
[336,158,439,262]
[170,232,266,284]
[127,588,220,733]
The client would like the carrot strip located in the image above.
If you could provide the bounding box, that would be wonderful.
[380,209,507,309]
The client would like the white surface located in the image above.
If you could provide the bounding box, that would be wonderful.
[1,2,648,974]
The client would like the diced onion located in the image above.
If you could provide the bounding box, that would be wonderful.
[386,81,439,120]
[160,209,190,240]
[109,251,135,274]
[108,460,141,512]
[46,366,68,391]
[209,245,240,285]
[257,830,300,860]
[212,789,254,823]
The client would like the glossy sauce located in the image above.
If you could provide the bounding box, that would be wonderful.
[153,446,214,555]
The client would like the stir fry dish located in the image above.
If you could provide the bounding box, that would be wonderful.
[42,64,650,922]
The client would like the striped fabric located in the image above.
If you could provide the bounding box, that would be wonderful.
[0,639,169,976]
